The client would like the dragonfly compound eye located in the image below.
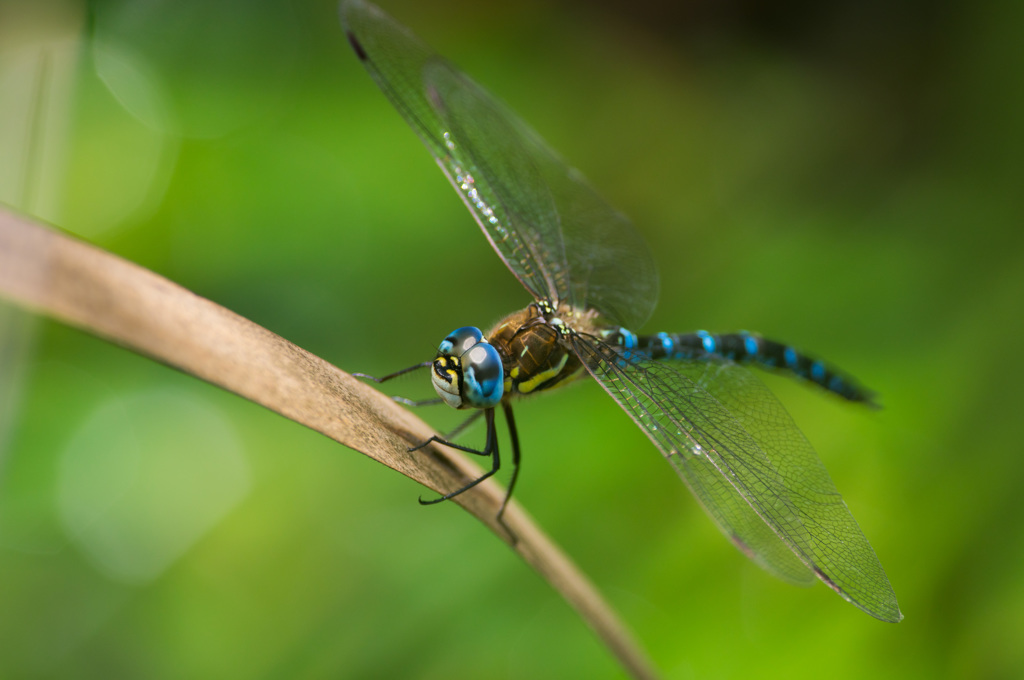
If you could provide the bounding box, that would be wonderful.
[438,326,484,357]
[461,342,503,408]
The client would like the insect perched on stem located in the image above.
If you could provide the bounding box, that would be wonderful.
[343,0,901,622]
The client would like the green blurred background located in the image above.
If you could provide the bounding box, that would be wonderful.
[2,0,1022,677]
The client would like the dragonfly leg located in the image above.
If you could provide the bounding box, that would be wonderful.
[498,402,520,530]
[405,408,484,453]
[408,413,494,456]
[354,362,438,406]
[416,409,517,541]
[352,361,431,383]
[417,409,500,498]
[444,409,485,440]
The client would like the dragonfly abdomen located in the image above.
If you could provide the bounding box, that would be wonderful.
[603,328,877,405]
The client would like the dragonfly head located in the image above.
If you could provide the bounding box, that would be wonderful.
[432,327,504,409]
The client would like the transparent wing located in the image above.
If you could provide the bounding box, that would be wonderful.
[341,0,658,328]
[571,333,902,622]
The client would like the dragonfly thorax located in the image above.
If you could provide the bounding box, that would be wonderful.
[486,303,595,399]
[434,304,600,410]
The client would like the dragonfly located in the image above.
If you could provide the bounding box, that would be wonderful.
[341,0,901,623]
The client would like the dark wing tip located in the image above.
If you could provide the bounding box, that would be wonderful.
[346,29,368,61]
[814,567,903,623]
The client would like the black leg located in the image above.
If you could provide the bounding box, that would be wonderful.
[352,361,431,383]
[406,411,484,453]
[444,409,485,440]
[355,362,438,407]
[418,408,500,502]
[412,408,519,542]
[498,403,520,526]
[409,428,492,456]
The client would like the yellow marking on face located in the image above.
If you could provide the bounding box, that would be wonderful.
[516,353,570,394]
[436,357,460,384]
[510,366,520,379]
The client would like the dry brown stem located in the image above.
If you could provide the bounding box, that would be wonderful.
[0,206,659,680]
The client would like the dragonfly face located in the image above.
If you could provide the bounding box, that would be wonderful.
[342,0,901,622]
[432,326,503,409]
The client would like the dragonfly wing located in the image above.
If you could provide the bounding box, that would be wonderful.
[571,333,902,622]
[426,61,658,328]
[341,0,658,328]
[423,60,569,305]
[341,0,560,303]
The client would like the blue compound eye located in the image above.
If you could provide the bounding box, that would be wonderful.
[438,327,484,357]
[431,327,504,409]
[461,341,503,408]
